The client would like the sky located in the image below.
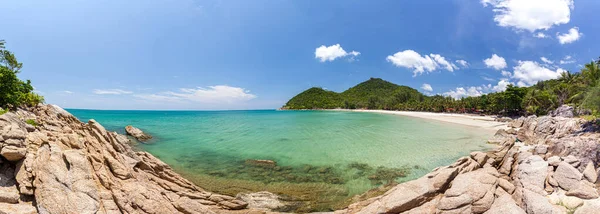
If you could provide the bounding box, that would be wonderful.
[1,0,599,110]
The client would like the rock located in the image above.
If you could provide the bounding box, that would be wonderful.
[522,189,555,214]
[551,105,574,118]
[583,162,597,183]
[566,181,599,199]
[244,159,277,168]
[125,125,152,142]
[561,196,583,209]
[33,146,100,213]
[554,162,583,191]
[470,151,489,166]
[563,155,581,168]
[0,165,19,204]
[547,156,561,167]
[516,155,548,194]
[509,118,524,128]
[355,176,439,213]
[0,145,26,161]
[236,192,287,211]
[533,145,548,155]
[575,200,600,214]
[498,178,515,194]
[437,167,499,213]
[173,197,215,214]
[483,191,526,214]
[0,203,37,214]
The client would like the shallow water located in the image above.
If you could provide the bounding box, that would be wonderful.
[68,109,494,211]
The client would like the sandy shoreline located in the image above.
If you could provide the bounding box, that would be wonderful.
[332,109,509,132]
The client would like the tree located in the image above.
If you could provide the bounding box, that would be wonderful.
[0,40,43,108]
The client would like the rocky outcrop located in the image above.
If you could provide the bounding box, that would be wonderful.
[125,125,152,142]
[0,105,248,213]
[339,114,600,214]
[552,105,575,118]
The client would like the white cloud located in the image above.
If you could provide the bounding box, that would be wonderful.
[501,70,512,77]
[559,55,575,64]
[386,50,458,76]
[482,76,496,82]
[534,32,548,38]
[93,89,133,95]
[484,54,507,70]
[492,79,513,92]
[443,87,484,99]
[540,57,554,64]
[512,61,566,86]
[443,79,515,99]
[315,44,360,62]
[135,85,256,104]
[481,0,574,32]
[455,60,469,67]
[557,27,582,44]
[421,83,433,92]
[63,91,74,94]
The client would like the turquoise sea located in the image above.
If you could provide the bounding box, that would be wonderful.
[68,109,494,211]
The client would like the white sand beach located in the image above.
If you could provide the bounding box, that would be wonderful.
[336,109,509,132]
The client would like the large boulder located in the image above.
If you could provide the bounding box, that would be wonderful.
[554,162,583,191]
[551,105,575,118]
[516,155,548,194]
[125,125,152,142]
[436,167,499,213]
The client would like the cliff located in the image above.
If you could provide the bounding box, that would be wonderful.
[0,104,248,214]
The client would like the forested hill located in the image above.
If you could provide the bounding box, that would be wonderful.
[284,78,425,110]
[283,61,600,117]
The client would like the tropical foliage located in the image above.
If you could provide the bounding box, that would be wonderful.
[284,59,600,116]
[0,40,44,109]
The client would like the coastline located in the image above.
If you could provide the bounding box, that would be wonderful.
[329,109,509,132]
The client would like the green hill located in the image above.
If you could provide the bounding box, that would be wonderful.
[284,87,343,109]
[283,78,425,110]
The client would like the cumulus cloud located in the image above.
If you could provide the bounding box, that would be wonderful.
[135,85,256,104]
[540,57,554,64]
[315,44,360,62]
[443,79,514,99]
[481,0,574,32]
[484,54,507,70]
[501,70,512,77]
[421,84,433,92]
[534,32,548,38]
[443,87,485,99]
[557,27,582,44]
[512,61,566,86]
[455,60,469,67]
[93,89,133,95]
[386,50,458,76]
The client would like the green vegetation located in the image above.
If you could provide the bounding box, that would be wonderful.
[25,119,38,127]
[284,60,600,116]
[0,40,44,110]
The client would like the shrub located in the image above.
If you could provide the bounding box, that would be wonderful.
[25,119,38,127]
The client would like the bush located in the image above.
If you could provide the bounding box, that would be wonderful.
[25,119,38,127]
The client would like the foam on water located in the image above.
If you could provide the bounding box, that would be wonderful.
[68,109,494,211]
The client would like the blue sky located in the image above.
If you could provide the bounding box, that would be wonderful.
[1,0,599,110]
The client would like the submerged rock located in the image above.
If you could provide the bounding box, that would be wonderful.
[125,125,153,142]
[244,159,277,168]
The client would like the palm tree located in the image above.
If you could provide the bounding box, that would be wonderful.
[582,61,600,87]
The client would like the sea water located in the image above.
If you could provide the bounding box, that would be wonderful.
[68,109,494,211]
